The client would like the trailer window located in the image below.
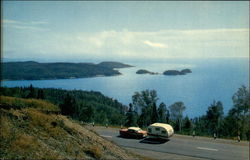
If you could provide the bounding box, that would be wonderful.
[148,128,152,133]
[155,127,160,131]
[162,131,166,134]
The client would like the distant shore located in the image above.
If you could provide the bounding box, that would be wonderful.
[2,61,132,81]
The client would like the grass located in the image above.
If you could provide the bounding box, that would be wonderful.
[0,95,60,112]
[0,116,12,139]
[11,133,39,156]
[0,97,67,159]
[85,146,102,159]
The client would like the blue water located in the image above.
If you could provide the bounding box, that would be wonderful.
[2,58,249,118]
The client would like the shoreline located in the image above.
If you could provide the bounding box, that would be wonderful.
[1,73,123,81]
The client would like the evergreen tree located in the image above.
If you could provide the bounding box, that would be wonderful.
[76,102,95,122]
[27,84,36,98]
[158,102,167,123]
[166,109,170,123]
[151,103,159,123]
[138,107,149,127]
[183,116,192,129]
[206,101,224,136]
[125,103,138,127]
[59,93,76,116]
[193,116,208,136]
[182,116,192,134]
[37,89,45,99]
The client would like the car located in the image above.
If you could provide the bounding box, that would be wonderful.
[119,127,147,139]
[147,123,174,139]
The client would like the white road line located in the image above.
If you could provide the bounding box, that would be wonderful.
[100,135,112,138]
[197,147,218,151]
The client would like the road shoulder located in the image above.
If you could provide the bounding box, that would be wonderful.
[124,147,209,160]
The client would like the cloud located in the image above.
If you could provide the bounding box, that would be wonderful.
[2,19,20,24]
[3,19,49,31]
[143,40,168,48]
[3,28,249,60]
[30,21,48,25]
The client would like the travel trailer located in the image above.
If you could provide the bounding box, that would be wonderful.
[147,123,174,139]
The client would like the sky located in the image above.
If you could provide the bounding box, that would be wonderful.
[2,1,249,62]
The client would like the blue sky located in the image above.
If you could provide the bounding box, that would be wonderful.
[2,1,249,62]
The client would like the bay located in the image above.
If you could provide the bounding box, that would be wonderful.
[2,58,249,118]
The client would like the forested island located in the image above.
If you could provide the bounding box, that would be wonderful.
[136,69,158,75]
[2,61,133,80]
[163,69,192,76]
[136,68,191,76]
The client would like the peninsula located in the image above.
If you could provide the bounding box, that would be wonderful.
[2,61,133,80]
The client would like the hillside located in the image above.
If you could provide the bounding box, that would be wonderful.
[2,61,132,80]
[0,96,142,159]
[0,87,127,126]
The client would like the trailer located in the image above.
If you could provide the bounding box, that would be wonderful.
[147,123,174,139]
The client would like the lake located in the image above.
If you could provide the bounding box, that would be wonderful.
[2,58,249,118]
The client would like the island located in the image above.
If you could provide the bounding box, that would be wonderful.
[163,69,192,76]
[180,69,192,74]
[136,69,158,75]
[2,61,133,80]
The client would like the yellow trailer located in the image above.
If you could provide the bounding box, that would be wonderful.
[147,123,174,139]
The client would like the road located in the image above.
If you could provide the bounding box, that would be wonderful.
[90,126,249,160]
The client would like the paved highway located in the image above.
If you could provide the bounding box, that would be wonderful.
[90,126,249,160]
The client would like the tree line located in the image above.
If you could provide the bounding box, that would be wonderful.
[0,85,249,140]
[124,86,249,140]
[0,85,127,125]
